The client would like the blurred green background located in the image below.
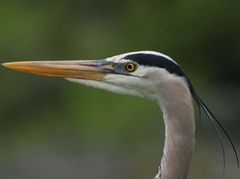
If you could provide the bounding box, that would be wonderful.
[0,0,240,178]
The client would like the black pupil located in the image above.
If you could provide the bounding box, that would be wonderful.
[127,64,133,70]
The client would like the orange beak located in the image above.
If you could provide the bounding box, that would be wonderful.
[2,60,112,81]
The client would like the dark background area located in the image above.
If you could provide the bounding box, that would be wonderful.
[0,0,240,178]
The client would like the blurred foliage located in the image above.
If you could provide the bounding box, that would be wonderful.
[0,0,240,179]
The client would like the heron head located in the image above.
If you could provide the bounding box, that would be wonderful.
[2,51,188,100]
[3,51,239,168]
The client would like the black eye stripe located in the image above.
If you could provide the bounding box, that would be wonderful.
[124,53,185,77]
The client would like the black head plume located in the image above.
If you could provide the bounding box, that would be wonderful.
[187,78,239,171]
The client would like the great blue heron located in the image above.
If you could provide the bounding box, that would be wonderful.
[2,51,239,179]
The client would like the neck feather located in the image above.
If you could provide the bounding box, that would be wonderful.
[154,78,195,179]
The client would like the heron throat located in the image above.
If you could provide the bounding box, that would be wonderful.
[154,77,195,179]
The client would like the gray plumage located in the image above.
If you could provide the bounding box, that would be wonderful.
[2,51,238,179]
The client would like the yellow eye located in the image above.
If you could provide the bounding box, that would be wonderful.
[125,62,137,72]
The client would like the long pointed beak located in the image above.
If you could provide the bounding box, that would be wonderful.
[2,60,111,81]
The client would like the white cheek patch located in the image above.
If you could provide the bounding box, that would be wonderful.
[104,74,143,92]
[105,74,156,99]
[65,78,143,97]
[131,66,163,79]
[131,65,151,77]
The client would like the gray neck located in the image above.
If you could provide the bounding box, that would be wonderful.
[154,81,195,179]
